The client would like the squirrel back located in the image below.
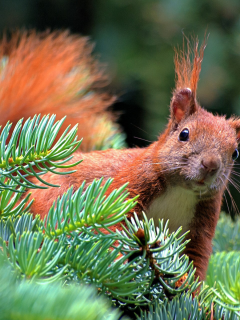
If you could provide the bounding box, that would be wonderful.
[1,31,240,281]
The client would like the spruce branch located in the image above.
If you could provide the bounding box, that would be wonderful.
[0,177,199,309]
[0,253,121,320]
[60,208,199,307]
[213,213,240,253]
[43,178,138,238]
[137,293,208,320]
[1,231,67,282]
[137,291,240,320]
[206,251,240,313]
[63,234,150,302]
[0,114,82,191]
[0,174,215,318]
[0,178,33,218]
[214,304,240,320]
[117,213,199,297]
[0,213,41,242]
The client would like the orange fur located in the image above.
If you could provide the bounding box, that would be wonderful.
[0,30,116,151]
[174,36,206,97]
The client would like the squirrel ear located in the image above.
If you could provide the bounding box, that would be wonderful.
[170,88,197,125]
[229,118,240,142]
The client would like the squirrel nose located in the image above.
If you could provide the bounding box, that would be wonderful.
[201,157,220,174]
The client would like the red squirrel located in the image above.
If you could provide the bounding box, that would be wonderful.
[1,31,240,281]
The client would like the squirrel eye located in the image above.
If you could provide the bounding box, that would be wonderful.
[232,149,239,161]
[179,128,189,141]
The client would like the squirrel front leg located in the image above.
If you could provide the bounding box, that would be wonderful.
[184,193,222,281]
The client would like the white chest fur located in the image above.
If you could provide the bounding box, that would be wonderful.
[146,186,197,234]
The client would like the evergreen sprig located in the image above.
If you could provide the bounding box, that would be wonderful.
[206,213,240,317]
[0,177,33,218]
[137,292,240,320]
[0,177,199,309]
[206,252,240,313]
[0,253,121,320]
[0,114,82,191]
[118,215,199,297]
[1,230,66,282]
[212,213,240,253]
[43,178,138,238]
[63,234,151,301]
[0,213,41,242]
[138,293,207,320]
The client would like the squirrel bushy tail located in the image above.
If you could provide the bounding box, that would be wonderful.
[0,30,118,151]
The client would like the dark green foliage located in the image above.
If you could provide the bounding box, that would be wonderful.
[202,213,240,318]
[206,213,240,316]
[206,252,240,312]
[137,294,207,320]
[212,213,240,253]
[138,293,240,320]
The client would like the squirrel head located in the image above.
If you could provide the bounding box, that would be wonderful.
[154,37,240,200]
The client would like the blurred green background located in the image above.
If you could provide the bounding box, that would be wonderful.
[1,0,240,214]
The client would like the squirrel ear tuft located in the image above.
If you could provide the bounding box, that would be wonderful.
[170,35,206,126]
[170,88,197,124]
[229,118,240,141]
